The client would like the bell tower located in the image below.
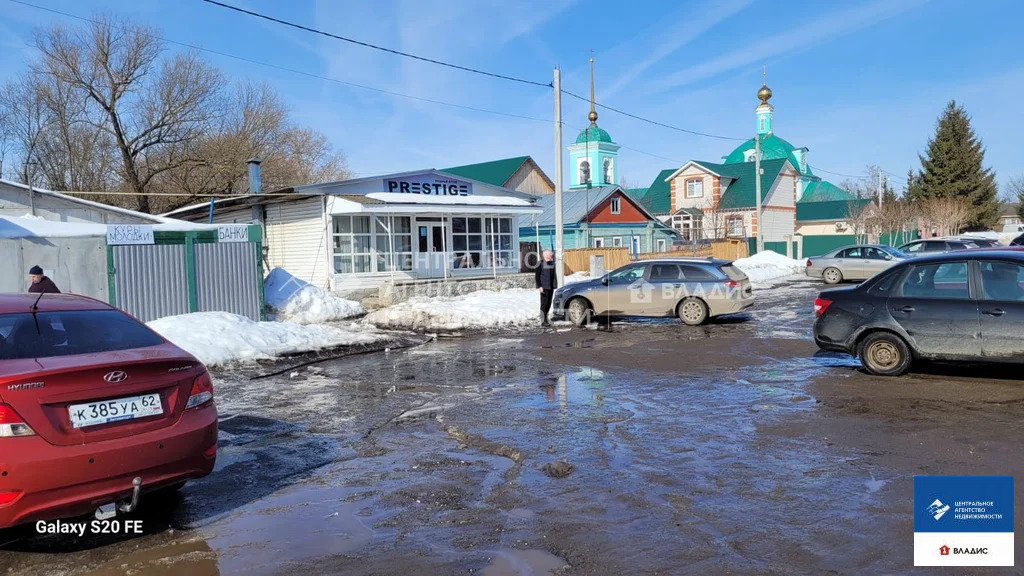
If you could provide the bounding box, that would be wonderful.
[568,57,620,189]
[756,65,773,136]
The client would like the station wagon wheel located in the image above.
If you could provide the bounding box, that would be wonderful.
[822,267,843,285]
[858,332,912,376]
[678,298,709,326]
[567,298,592,327]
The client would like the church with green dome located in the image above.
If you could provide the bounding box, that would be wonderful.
[629,77,856,249]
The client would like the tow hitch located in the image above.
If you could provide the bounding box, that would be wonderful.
[94,477,143,520]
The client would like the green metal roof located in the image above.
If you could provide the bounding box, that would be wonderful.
[800,179,854,202]
[632,169,676,215]
[575,125,612,144]
[693,159,790,210]
[441,156,530,186]
[722,134,811,176]
[796,199,872,222]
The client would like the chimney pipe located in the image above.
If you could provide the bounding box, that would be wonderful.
[247,157,262,194]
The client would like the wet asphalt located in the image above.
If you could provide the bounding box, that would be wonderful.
[2,278,1023,575]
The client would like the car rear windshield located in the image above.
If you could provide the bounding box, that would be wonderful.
[719,265,748,281]
[0,310,164,360]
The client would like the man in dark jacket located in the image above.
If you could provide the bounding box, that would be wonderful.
[535,249,558,327]
[27,265,61,294]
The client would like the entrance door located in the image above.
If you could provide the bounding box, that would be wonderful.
[417,223,447,277]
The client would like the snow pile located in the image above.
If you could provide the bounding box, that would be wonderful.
[264,267,363,324]
[148,311,388,367]
[366,289,540,331]
[732,250,805,285]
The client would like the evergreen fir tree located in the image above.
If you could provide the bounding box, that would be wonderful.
[881,177,897,205]
[913,100,999,229]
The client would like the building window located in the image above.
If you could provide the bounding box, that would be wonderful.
[332,216,373,273]
[610,197,621,214]
[375,217,413,272]
[603,157,613,184]
[594,237,604,248]
[333,216,412,274]
[759,117,766,132]
[726,215,744,237]
[685,179,703,198]
[452,217,514,270]
[579,159,591,185]
[656,238,666,252]
[672,213,703,242]
[613,236,623,247]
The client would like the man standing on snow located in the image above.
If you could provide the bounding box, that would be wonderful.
[27,265,61,294]
[535,249,557,327]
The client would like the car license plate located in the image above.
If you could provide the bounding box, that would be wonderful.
[68,394,163,428]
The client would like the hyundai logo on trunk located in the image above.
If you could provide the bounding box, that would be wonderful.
[103,371,128,383]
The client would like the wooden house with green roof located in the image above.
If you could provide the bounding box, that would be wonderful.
[442,156,554,197]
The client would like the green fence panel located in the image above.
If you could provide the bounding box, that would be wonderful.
[801,235,858,257]
[879,230,920,247]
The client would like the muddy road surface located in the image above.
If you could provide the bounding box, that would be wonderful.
[2,279,1022,575]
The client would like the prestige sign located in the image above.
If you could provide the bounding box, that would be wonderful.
[384,175,472,196]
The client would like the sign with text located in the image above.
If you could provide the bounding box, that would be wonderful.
[384,175,472,196]
[106,225,154,246]
[217,225,250,243]
[914,476,1014,567]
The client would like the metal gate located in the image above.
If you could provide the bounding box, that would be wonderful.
[112,244,190,322]
[194,242,261,320]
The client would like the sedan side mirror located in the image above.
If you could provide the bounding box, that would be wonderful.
[884,255,892,261]
[601,276,609,286]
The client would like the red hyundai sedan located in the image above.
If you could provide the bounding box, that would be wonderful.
[0,293,217,529]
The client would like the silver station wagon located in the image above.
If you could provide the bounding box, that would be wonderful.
[551,258,755,326]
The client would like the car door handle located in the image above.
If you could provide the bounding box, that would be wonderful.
[893,305,915,313]
[982,308,1006,317]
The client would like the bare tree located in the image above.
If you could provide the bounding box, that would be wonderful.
[920,196,972,236]
[846,200,873,243]
[34,17,222,212]
[870,198,919,246]
[0,73,53,183]
[1010,176,1024,220]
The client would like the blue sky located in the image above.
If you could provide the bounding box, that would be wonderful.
[1,0,1021,193]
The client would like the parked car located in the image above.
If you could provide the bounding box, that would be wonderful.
[1010,233,1024,247]
[552,258,754,326]
[949,235,1001,248]
[813,250,1024,376]
[806,244,909,284]
[898,238,979,255]
[0,293,217,530]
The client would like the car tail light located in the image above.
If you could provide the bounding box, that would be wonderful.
[723,280,738,288]
[186,371,214,410]
[0,403,36,437]
[806,259,813,267]
[814,298,833,317]
[203,443,218,458]
[0,491,22,506]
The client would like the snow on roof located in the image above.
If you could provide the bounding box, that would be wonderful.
[0,179,175,223]
[365,192,533,206]
[0,215,226,239]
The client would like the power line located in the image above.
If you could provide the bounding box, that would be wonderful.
[8,0,551,124]
[201,0,553,89]
[617,144,686,166]
[561,89,746,141]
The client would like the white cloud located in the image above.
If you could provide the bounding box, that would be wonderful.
[649,0,929,94]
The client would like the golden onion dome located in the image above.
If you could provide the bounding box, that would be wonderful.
[757,84,772,104]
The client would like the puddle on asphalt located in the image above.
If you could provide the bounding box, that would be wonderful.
[811,351,862,369]
[83,539,220,576]
[482,548,569,576]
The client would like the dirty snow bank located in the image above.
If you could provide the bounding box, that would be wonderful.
[264,267,363,324]
[148,311,388,366]
[732,250,805,285]
[365,272,593,331]
[365,289,538,331]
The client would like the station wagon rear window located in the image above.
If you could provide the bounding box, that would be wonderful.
[719,265,748,281]
[0,310,164,360]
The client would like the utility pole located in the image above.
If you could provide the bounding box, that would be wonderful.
[25,160,38,217]
[553,67,565,287]
[878,170,884,208]
[754,135,763,254]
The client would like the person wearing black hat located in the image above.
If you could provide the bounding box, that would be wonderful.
[28,265,61,294]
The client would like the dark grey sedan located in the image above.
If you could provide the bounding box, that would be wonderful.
[805,245,909,284]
